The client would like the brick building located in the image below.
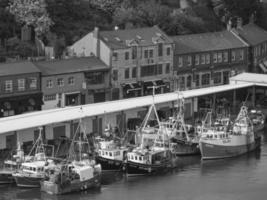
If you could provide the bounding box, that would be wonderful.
[171,30,249,91]
[34,57,110,110]
[67,26,174,99]
[0,61,42,118]
[232,23,267,73]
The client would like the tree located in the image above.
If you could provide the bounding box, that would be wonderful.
[8,0,53,38]
[90,0,123,15]
[0,0,19,43]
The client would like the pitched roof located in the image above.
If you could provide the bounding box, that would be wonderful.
[34,57,109,76]
[99,26,173,49]
[0,61,40,76]
[234,23,267,46]
[171,30,247,55]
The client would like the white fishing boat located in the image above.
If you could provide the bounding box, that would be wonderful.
[41,118,101,195]
[199,105,261,160]
[0,143,24,184]
[13,128,54,187]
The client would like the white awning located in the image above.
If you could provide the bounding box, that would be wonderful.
[0,82,255,134]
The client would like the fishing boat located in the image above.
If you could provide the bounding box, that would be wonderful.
[95,138,128,172]
[249,109,265,133]
[126,95,174,176]
[160,96,200,156]
[199,105,261,160]
[13,128,54,187]
[126,134,173,176]
[0,143,24,184]
[41,118,101,195]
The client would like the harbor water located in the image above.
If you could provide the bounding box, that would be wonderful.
[1,132,267,200]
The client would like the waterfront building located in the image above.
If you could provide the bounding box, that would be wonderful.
[0,61,42,118]
[34,57,110,110]
[0,61,42,149]
[172,30,249,91]
[66,26,174,100]
[232,23,267,73]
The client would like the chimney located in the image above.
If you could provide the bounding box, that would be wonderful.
[249,12,255,24]
[227,20,232,31]
[93,27,100,58]
[93,27,99,39]
[236,17,243,29]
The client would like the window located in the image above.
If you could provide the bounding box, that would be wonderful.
[144,49,148,58]
[158,64,162,74]
[218,52,222,63]
[239,50,244,60]
[187,75,192,88]
[195,55,200,65]
[201,54,205,64]
[178,56,183,67]
[29,77,37,89]
[44,94,56,101]
[132,46,137,59]
[165,63,170,74]
[112,52,118,61]
[46,80,53,88]
[206,54,210,64]
[149,49,153,58]
[132,67,137,78]
[213,53,217,63]
[125,68,129,79]
[112,70,118,81]
[158,43,163,57]
[187,56,192,66]
[57,78,64,87]
[223,51,228,62]
[166,47,171,56]
[125,52,129,60]
[231,51,236,61]
[213,72,222,84]
[68,77,74,85]
[86,72,104,84]
[201,73,210,86]
[195,74,200,87]
[140,65,162,77]
[5,80,12,92]
[18,79,25,91]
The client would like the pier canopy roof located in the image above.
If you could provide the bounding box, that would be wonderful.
[0,82,256,134]
[230,72,267,86]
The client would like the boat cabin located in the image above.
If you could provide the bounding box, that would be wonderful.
[99,148,127,161]
[127,149,172,165]
[20,161,46,174]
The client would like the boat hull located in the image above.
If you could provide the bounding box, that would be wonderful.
[200,137,261,160]
[172,142,200,156]
[0,172,14,184]
[40,173,101,195]
[126,160,172,176]
[95,156,123,172]
[13,173,44,187]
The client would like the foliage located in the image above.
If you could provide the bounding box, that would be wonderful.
[8,0,53,37]
[45,0,112,45]
[89,0,123,15]
[0,0,19,42]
